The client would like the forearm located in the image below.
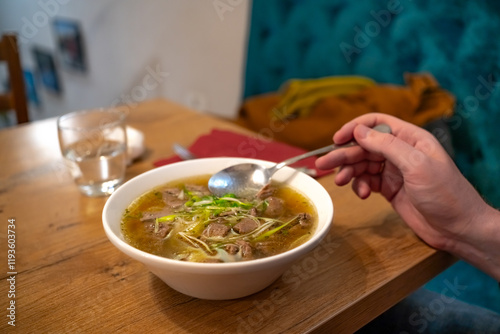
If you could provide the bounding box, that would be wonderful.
[447,203,500,281]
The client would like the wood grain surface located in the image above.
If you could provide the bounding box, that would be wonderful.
[0,99,455,333]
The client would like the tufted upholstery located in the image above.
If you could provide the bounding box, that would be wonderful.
[244,0,500,207]
[244,0,500,314]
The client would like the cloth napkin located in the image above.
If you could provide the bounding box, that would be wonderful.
[153,129,334,178]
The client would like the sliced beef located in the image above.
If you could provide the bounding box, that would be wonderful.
[185,184,211,196]
[248,207,259,216]
[256,184,275,200]
[235,240,253,260]
[202,223,230,238]
[297,212,312,227]
[233,217,259,234]
[224,241,253,259]
[225,243,239,255]
[141,208,174,221]
[144,222,172,238]
[219,210,236,217]
[288,213,313,236]
[163,187,181,197]
[162,188,185,208]
[156,224,172,238]
[263,196,285,217]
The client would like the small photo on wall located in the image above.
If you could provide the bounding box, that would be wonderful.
[32,47,62,94]
[53,18,87,72]
[23,70,40,106]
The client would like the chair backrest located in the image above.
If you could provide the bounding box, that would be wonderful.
[0,33,29,124]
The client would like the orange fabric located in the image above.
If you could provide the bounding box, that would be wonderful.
[235,73,455,150]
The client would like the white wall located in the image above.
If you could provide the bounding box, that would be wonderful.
[0,0,250,125]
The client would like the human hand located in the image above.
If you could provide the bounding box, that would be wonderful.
[315,113,492,253]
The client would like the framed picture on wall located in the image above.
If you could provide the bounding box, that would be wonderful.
[23,70,41,106]
[32,47,62,94]
[52,18,87,72]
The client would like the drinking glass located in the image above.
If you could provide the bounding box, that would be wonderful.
[57,108,127,197]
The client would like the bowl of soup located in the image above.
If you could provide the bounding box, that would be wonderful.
[102,157,334,300]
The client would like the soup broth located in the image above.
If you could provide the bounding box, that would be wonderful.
[121,175,317,263]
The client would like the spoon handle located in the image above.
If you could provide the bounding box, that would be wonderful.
[268,123,391,175]
[269,142,356,174]
[173,143,197,160]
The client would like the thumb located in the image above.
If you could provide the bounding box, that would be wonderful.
[353,124,418,173]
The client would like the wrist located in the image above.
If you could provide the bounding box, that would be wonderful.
[447,202,500,281]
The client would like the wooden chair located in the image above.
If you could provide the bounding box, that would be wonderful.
[0,33,29,124]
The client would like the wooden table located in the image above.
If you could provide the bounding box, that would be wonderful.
[0,99,455,333]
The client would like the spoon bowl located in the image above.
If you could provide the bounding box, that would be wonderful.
[208,124,391,198]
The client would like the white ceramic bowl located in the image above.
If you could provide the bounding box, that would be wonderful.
[102,157,334,300]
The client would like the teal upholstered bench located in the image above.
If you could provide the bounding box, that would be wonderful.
[243,0,500,313]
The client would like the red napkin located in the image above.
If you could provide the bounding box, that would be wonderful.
[153,129,334,178]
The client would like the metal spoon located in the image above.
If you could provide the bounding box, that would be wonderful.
[173,143,198,160]
[174,143,318,177]
[208,124,391,198]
